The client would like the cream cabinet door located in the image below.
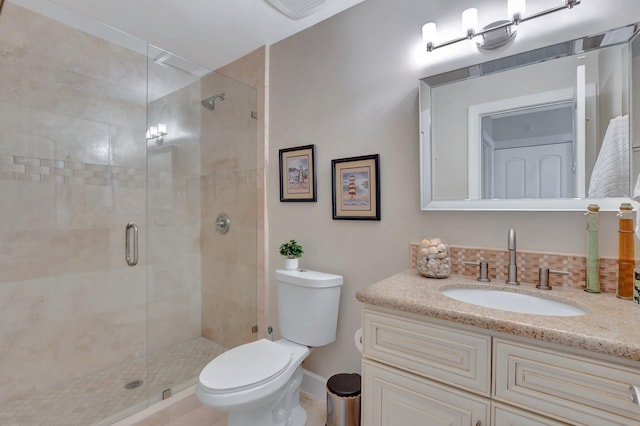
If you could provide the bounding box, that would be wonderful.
[363,359,489,426]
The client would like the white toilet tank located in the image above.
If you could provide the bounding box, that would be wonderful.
[276,269,343,347]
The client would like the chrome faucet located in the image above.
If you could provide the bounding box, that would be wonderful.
[506,228,519,285]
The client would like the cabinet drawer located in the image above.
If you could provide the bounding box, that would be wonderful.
[494,339,640,425]
[363,359,489,426]
[492,402,569,426]
[363,309,491,395]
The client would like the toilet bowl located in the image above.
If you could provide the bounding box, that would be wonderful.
[197,338,310,425]
[196,269,343,426]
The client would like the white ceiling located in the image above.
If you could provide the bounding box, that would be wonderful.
[7,0,366,71]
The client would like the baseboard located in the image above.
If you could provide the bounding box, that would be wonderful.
[301,368,327,400]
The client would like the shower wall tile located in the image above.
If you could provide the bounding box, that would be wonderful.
[0,8,146,130]
[0,103,107,165]
[200,75,258,176]
[0,162,25,174]
[147,257,203,353]
[0,229,110,283]
[200,70,259,349]
[202,261,258,348]
[0,267,147,405]
[110,124,146,170]
[0,180,57,232]
[208,48,266,340]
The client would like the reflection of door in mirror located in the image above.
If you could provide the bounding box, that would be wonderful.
[467,87,579,200]
[481,103,574,199]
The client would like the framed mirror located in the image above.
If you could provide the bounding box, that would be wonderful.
[420,23,640,211]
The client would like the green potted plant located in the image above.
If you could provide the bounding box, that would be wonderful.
[279,239,303,270]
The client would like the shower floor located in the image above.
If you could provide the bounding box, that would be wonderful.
[0,337,226,426]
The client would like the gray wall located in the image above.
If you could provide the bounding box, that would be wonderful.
[268,0,640,379]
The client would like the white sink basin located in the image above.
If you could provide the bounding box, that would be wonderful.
[440,287,586,316]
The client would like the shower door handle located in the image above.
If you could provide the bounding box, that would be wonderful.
[125,223,138,266]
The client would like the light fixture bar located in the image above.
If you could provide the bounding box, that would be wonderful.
[424,0,581,52]
[518,0,580,25]
[427,35,470,52]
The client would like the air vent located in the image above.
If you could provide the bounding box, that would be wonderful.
[264,0,326,20]
[149,45,210,77]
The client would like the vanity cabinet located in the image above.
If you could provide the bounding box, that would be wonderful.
[361,307,640,426]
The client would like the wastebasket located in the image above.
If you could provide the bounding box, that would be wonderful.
[326,373,361,426]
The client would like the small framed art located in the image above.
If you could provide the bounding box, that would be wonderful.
[279,145,316,202]
[331,154,380,220]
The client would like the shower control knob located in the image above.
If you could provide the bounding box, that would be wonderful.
[215,213,230,235]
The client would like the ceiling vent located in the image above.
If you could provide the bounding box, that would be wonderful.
[264,0,326,20]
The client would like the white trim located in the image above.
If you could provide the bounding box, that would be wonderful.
[419,81,433,209]
[301,368,327,400]
[576,64,586,198]
[422,196,637,212]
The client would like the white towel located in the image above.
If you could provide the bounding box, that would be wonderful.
[588,115,629,198]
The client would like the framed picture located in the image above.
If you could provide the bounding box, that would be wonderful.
[331,154,380,220]
[279,145,317,202]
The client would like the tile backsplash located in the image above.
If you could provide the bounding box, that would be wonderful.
[410,243,619,293]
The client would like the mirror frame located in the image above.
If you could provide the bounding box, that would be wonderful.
[420,23,639,211]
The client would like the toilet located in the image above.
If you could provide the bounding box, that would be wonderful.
[196,268,343,426]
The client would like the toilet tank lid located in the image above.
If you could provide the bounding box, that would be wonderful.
[275,269,343,288]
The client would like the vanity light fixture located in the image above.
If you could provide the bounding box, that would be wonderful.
[422,0,581,52]
[146,123,167,145]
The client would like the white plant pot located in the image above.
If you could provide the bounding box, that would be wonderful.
[284,258,299,270]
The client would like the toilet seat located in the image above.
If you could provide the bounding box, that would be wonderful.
[199,339,292,393]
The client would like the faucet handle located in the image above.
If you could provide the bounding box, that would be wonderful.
[537,267,569,290]
[464,261,491,282]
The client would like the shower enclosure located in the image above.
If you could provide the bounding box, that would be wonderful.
[0,2,258,424]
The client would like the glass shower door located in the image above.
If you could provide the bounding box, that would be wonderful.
[145,49,259,401]
[0,2,149,424]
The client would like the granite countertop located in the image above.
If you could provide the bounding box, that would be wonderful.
[356,270,640,362]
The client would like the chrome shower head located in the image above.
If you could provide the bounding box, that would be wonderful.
[201,93,225,111]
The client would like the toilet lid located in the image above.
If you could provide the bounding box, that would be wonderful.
[199,339,291,392]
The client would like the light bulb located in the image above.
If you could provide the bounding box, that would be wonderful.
[461,8,478,38]
[422,22,437,51]
[508,0,526,23]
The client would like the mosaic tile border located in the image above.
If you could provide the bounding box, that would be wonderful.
[0,154,198,190]
[410,243,619,293]
[0,155,146,188]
